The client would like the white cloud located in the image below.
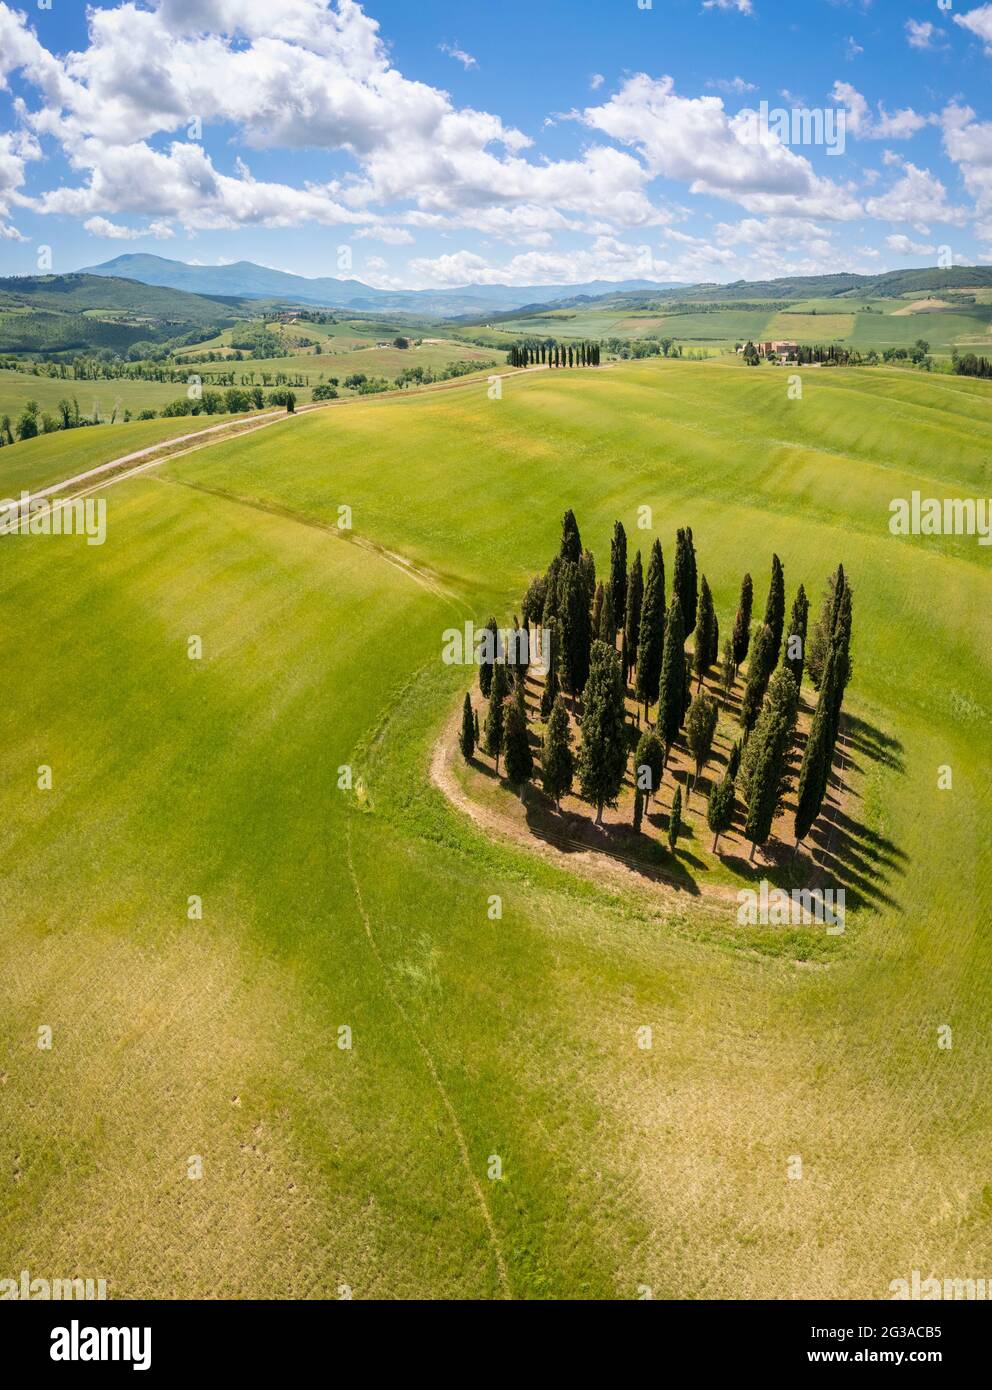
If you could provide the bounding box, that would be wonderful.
[84,215,174,238]
[439,42,477,71]
[845,36,863,59]
[955,5,992,52]
[885,233,936,255]
[707,76,757,94]
[589,73,605,91]
[831,82,927,140]
[905,20,939,51]
[703,0,754,14]
[584,74,861,220]
[352,224,413,244]
[865,162,967,229]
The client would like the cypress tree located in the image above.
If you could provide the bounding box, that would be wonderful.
[727,738,742,779]
[560,508,582,563]
[540,620,559,719]
[541,694,574,811]
[694,576,715,688]
[707,773,736,853]
[685,690,719,792]
[739,622,776,736]
[635,539,665,722]
[731,573,753,674]
[579,548,596,610]
[459,692,476,762]
[720,636,736,695]
[620,628,630,683]
[634,729,665,808]
[591,581,604,638]
[577,641,628,823]
[667,784,682,854]
[673,528,697,635]
[474,709,480,742]
[806,565,845,690]
[599,585,615,644]
[783,584,809,688]
[709,610,720,670]
[633,784,644,833]
[739,669,798,804]
[609,521,627,638]
[763,554,786,664]
[484,662,509,774]
[624,550,644,673]
[556,560,592,700]
[479,615,498,699]
[794,643,839,850]
[503,695,534,795]
[657,599,686,760]
[743,712,789,861]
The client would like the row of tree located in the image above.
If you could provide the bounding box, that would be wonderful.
[460,510,853,863]
[506,342,602,368]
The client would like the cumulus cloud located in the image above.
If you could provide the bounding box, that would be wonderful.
[905,20,940,51]
[865,162,967,230]
[954,5,992,52]
[703,0,754,15]
[885,233,936,255]
[831,82,927,140]
[583,74,861,220]
[439,42,477,70]
[84,215,174,238]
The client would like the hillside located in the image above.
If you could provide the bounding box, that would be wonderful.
[0,273,244,355]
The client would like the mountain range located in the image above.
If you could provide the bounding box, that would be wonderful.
[78,254,680,317]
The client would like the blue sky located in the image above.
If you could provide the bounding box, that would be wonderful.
[0,0,991,288]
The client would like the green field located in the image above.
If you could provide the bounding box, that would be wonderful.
[2,357,990,1299]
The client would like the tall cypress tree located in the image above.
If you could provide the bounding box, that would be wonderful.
[609,521,627,639]
[739,669,798,804]
[484,662,509,774]
[478,615,498,699]
[783,584,809,688]
[599,585,615,644]
[459,692,476,762]
[709,610,720,670]
[674,528,697,635]
[541,694,574,810]
[794,642,840,851]
[739,622,776,736]
[763,554,786,664]
[560,508,582,563]
[743,712,789,861]
[503,695,534,795]
[635,539,666,722]
[657,599,686,760]
[624,550,644,673]
[806,564,845,690]
[685,690,719,791]
[577,640,628,823]
[591,581,604,638]
[540,620,560,719]
[731,572,753,674]
[556,560,592,702]
[720,636,736,695]
[694,576,715,688]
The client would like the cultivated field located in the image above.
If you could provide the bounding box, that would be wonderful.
[1,358,990,1298]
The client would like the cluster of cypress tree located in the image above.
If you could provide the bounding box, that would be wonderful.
[506,342,602,368]
[459,509,853,865]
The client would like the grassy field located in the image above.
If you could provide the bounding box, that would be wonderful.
[1,357,990,1299]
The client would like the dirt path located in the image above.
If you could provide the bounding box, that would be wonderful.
[430,700,741,909]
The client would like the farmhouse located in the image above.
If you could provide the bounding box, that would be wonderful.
[760,340,799,362]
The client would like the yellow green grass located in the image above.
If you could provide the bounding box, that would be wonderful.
[2,357,990,1298]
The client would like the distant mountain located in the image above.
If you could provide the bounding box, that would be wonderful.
[78,254,681,317]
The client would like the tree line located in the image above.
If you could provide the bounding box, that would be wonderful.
[506,342,601,368]
[459,511,853,865]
